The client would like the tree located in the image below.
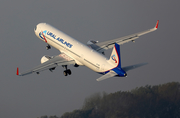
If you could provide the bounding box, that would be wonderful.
[41,82,180,118]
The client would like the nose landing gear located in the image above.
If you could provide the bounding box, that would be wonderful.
[46,45,51,50]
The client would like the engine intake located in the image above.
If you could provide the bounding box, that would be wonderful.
[41,55,52,63]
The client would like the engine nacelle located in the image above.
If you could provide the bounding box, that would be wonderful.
[41,55,52,64]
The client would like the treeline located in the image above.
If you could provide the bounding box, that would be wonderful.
[39,116,58,118]
[39,82,180,118]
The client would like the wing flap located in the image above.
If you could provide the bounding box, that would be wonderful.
[96,35,139,53]
[93,20,159,53]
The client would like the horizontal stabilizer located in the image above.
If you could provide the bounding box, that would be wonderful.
[122,63,148,72]
[96,71,117,81]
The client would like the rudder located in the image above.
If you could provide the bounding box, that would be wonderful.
[109,43,121,68]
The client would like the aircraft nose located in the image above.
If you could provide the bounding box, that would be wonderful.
[34,25,38,34]
[34,24,41,37]
[34,26,38,37]
[124,73,127,77]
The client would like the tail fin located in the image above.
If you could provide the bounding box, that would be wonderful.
[109,43,121,68]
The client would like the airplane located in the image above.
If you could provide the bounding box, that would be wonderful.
[16,20,159,81]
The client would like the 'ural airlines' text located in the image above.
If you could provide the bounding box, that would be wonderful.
[47,31,73,48]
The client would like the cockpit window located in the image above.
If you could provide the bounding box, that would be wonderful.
[34,25,37,31]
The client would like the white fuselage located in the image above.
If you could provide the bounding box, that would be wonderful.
[34,23,114,73]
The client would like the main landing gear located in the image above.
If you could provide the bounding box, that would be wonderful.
[46,45,51,50]
[62,65,71,76]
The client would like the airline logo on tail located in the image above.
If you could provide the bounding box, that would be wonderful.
[111,54,117,63]
[108,43,121,68]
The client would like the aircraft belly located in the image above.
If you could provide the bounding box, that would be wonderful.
[84,62,100,72]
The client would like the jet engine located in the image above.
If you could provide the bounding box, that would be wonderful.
[41,55,52,64]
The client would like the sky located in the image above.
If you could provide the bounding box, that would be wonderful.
[0,0,180,118]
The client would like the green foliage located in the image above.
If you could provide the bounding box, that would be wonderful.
[41,82,180,118]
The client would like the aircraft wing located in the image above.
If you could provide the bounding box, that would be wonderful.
[17,53,75,76]
[92,20,159,53]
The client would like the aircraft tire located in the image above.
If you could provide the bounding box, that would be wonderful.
[63,70,68,76]
[67,69,71,75]
[46,45,51,50]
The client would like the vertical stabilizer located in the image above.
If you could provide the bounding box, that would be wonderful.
[109,43,121,68]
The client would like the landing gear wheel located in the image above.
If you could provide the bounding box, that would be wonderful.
[67,69,71,75]
[46,45,51,50]
[63,70,68,76]
[62,65,71,76]
[63,69,71,76]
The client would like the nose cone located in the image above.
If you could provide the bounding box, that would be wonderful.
[34,25,37,32]
[34,24,40,37]
[34,23,46,37]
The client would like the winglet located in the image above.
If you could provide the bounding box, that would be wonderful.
[155,20,159,29]
[16,67,19,75]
